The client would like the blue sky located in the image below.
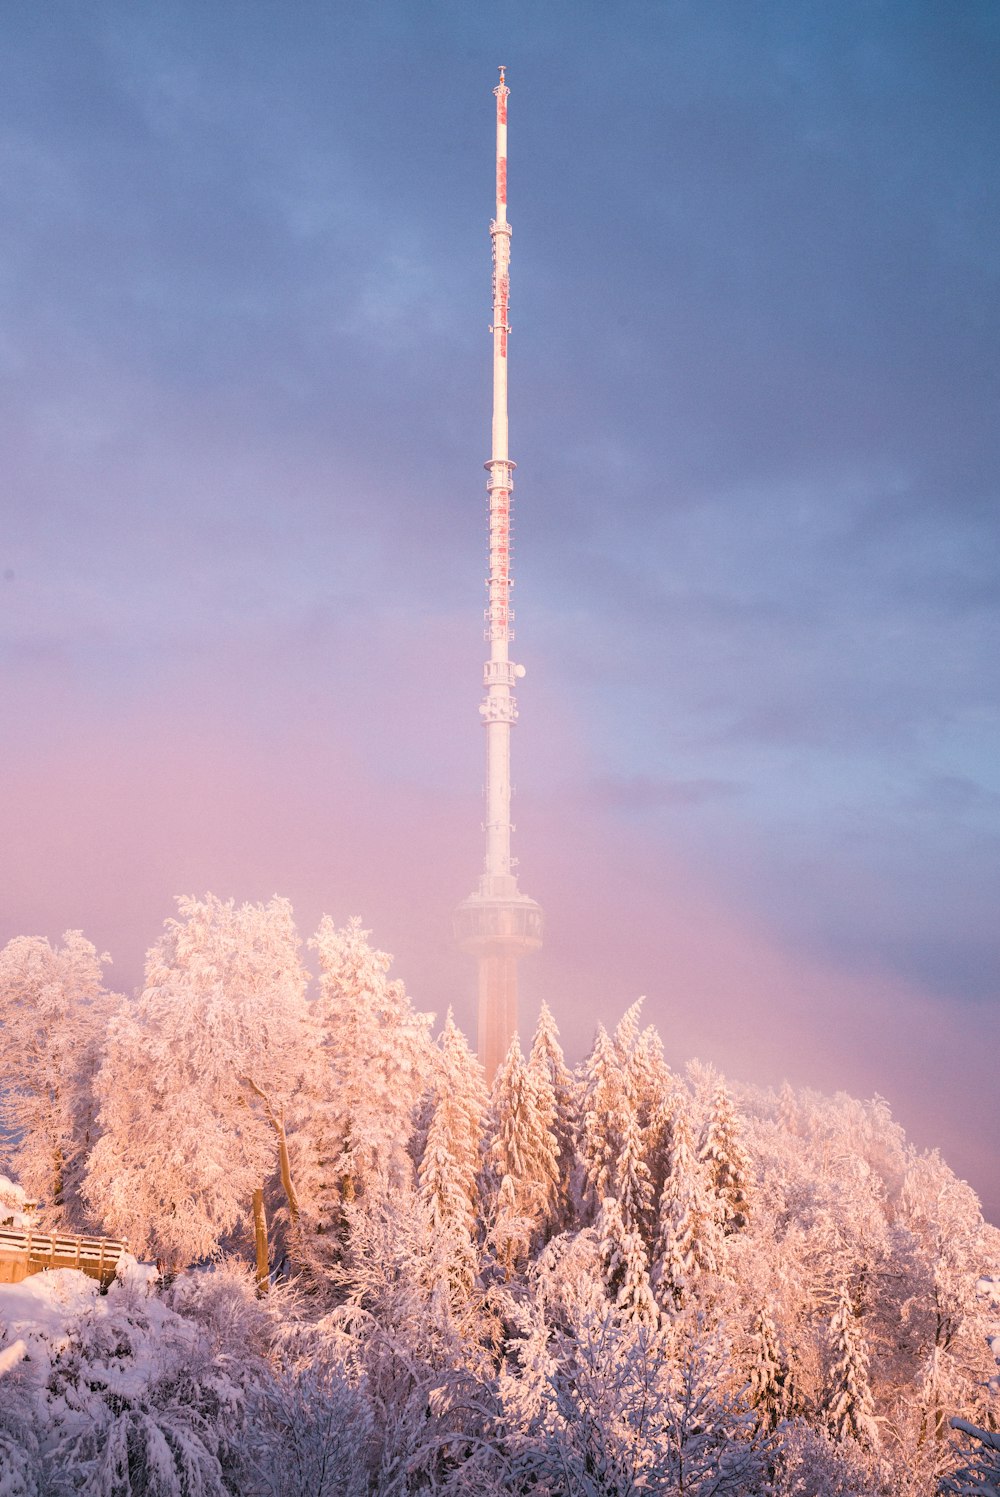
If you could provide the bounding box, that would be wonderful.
[2,2,998,1210]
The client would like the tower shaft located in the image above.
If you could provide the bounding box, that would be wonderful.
[455,68,542,1081]
[485,66,514,885]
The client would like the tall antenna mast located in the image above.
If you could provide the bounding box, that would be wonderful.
[455,67,543,1081]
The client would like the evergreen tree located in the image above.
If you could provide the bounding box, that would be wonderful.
[826,1281,879,1451]
[632,1024,672,1126]
[490,1034,560,1233]
[643,1083,676,1222]
[596,1195,660,1329]
[699,1079,750,1232]
[576,1024,623,1222]
[419,1011,487,1238]
[778,1080,800,1136]
[615,1003,671,1140]
[652,1095,724,1308]
[527,1001,577,1227]
[615,1092,654,1241]
[596,1192,629,1301]
[612,997,645,1066]
[748,1304,793,1430]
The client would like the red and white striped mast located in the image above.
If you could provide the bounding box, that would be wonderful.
[455,66,543,1082]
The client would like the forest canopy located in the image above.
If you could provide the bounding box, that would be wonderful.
[1,897,999,1496]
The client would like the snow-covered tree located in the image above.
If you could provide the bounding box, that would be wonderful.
[749,1303,794,1430]
[778,1080,800,1136]
[297,917,434,1224]
[526,1001,577,1227]
[84,894,310,1269]
[531,1224,608,1329]
[616,1093,654,1241]
[577,1024,624,1222]
[418,1011,487,1296]
[652,1094,724,1308]
[644,1086,677,1221]
[898,1149,995,1447]
[0,931,117,1227]
[613,997,645,1065]
[419,1012,487,1236]
[772,1422,881,1496]
[488,1035,560,1266]
[246,1363,375,1497]
[499,1296,560,1447]
[509,1310,771,1495]
[631,1024,672,1127]
[700,1078,750,1233]
[0,1174,33,1230]
[826,1281,879,1451]
[596,1195,659,1329]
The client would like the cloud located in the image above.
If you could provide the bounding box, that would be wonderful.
[588,774,745,812]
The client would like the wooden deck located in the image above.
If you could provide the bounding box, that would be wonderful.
[0,1226,127,1287]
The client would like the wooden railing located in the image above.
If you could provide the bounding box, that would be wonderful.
[0,1226,127,1286]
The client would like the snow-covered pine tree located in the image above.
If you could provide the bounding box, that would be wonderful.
[612,997,644,1066]
[418,1011,487,1295]
[576,1024,624,1223]
[826,1281,879,1451]
[651,1093,724,1309]
[778,1080,800,1136]
[614,1004,670,1139]
[0,930,118,1227]
[748,1303,793,1431]
[299,916,435,1220]
[615,1091,654,1242]
[643,1091,676,1226]
[596,1193,628,1301]
[699,1078,750,1233]
[596,1195,660,1329]
[489,1034,560,1236]
[606,1002,656,1242]
[631,1024,670,1122]
[489,1168,529,1278]
[527,1001,577,1227]
[84,895,310,1268]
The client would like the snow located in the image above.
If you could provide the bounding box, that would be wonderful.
[0,1266,99,1351]
[978,1273,1000,1307]
[0,1175,32,1231]
[0,1338,27,1377]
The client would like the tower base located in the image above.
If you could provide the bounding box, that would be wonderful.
[477,949,519,1084]
[454,885,543,1082]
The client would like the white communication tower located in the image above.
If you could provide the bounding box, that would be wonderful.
[454,67,543,1081]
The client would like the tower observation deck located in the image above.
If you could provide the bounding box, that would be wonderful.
[454,67,542,1082]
